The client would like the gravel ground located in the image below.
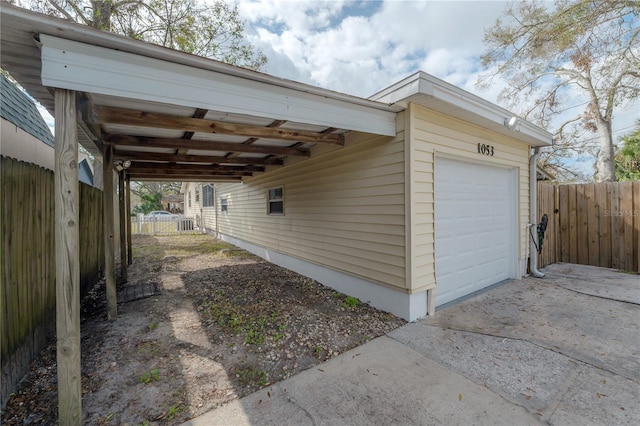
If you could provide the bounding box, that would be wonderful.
[2,234,405,425]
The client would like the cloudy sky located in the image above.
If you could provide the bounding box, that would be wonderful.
[234,0,638,151]
[238,0,503,99]
[34,0,638,174]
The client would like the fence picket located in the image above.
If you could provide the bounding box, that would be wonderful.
[538,181,638,272]
[584,184,600,266]
[576,185,589,265]
[130,216,196,236]
[620,182,634,271]
[1,156,104,407]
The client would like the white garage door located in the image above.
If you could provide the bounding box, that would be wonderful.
[434,157,517,307]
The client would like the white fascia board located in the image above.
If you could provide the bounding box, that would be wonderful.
[371,71,552,146]
[425,76,552,147]
[39,35,396,136]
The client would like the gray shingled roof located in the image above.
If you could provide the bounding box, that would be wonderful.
[78,158,94,186]
[1,73,54,147]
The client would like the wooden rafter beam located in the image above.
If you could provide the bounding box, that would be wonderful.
[128,173,242,181]
[127,162,264,173]
[77,93,104,156]
[113,150,283,165]
[104,134,310,157]
[226,119,288,159]
[127,167,251,175]
[131,175,242,183]
[183,108,209,140]
[96,106,345,145]
[264,126,339,160]
[178,108,208,155]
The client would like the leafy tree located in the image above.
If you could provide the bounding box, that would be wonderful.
[615,121,640,181]
[480,0,640,182]
[22,0,267,70]
[20,0,266,197]
[132,191,163,214]
[130,181,181,198]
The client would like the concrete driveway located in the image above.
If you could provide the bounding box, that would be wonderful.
[184,263,640,425]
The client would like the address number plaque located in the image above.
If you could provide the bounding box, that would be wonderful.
[477,143,495,156]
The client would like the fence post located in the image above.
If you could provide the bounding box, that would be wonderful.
[126,175,132,265]
[103,144,117,320]
[118,170,127,283]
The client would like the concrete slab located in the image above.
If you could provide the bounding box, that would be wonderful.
[424,278,640,381]
[389,323,578,418]
[548,365,640,426]
[541,263,640,304]
[389,323,640,425]
[184,336,539,426]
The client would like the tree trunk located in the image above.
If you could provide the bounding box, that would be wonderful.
[595,118,616,182]
[90,0,112,30]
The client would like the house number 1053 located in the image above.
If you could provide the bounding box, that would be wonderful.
[477,143,494,156]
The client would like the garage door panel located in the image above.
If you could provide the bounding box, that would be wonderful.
[435,157,516,307]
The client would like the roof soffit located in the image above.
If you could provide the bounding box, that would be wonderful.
[371,71,552,147]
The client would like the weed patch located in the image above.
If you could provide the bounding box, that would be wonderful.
[235,365,269,387]
[139,369,160,384]
[342,296,360,309]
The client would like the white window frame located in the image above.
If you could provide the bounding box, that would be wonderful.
[267,186,284,215]
[203,185,214,207]
[220,197,228,213]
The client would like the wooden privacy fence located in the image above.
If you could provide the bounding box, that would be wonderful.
[1,156,104,408]
[537,181,640,272]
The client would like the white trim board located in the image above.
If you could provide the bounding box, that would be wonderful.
[39,35,397,136]
[370,71,552,147]
[217,233,428,322]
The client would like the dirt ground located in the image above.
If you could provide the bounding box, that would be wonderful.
[2,234,405,425]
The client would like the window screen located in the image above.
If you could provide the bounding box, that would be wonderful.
[268,187,284,215]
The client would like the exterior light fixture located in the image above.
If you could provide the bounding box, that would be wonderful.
[114,160,132,171]
[504,116,519,130]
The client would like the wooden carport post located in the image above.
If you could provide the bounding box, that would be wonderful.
[54,89,82,424]
[126,175,132,265]
[118,170,127,283]
[103,144,117,320]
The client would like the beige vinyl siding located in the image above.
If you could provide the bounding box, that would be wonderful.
[183,182,199,217]
[182,182,216,229]
[408,103,530,292]
[201,206,216,230]
[216,117,407,290]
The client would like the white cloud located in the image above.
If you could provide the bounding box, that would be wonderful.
[237,0,509,99]
[33,0,638,176]
[37,103,54,135]
[233,0,638,180]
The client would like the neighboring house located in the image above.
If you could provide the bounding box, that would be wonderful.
[0,73,54,170]
[1,73,100,187]
[161,194,184,214]
[78,156,94,186]
[181,182,215,227]
[536,165,557,181]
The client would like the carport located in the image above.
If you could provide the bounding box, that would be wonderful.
[1,4,399,423]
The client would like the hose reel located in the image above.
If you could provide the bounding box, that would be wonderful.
[530,213,548,254]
